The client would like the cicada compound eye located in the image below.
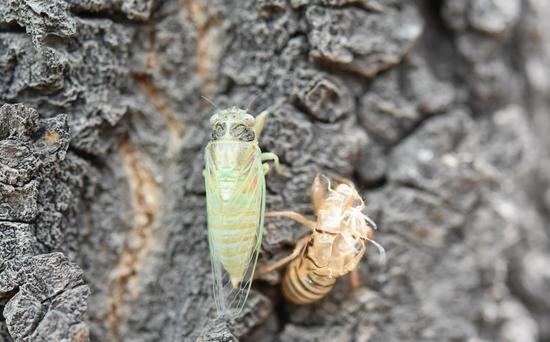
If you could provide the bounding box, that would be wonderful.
[211,123,226,140]
[231,124,247,137]
[231,123,255,142]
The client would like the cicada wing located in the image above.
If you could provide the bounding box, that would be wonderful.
[205,145,266,316]
[207,205,264,315]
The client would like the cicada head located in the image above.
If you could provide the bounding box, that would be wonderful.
[209,107,256,142]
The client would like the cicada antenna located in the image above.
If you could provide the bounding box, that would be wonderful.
[201,95,220,110]
[245,90,263,112]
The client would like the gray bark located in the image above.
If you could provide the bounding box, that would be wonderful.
[1,0,549,341]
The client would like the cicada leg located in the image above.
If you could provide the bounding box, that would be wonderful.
[348,241,368,290]
[349,269,360,290]
[253,110,269,137]
[253,99,284,137]
[261,152,291,177]
[266,211,316,230]
[256,236,309,276]
[310,173,327,216]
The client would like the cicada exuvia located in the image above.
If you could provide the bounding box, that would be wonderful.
[258,174,384,304]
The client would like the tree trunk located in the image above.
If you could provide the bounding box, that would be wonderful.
[1,0,550,341]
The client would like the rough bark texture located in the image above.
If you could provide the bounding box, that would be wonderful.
[0,0,549,341]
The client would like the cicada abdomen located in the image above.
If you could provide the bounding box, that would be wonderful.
[281,255,337,305]
[204,105,287,315]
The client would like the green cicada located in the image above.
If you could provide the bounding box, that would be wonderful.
[204,104,287,315]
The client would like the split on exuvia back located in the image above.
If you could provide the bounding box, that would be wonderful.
[204,104,287,316]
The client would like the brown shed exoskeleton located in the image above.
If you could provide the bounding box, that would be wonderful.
[258,174,384,304]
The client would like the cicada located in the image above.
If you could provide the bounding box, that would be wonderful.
[258,174,384,304]
[204,104,287,315]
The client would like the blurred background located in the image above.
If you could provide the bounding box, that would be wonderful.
[1,0,550,341]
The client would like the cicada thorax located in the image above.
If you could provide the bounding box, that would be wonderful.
[209,141,259,200]
[206,140,264,288]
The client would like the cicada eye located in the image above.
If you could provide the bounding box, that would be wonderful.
[211,123,225,140]
[231,124,255,142]
[231,124,246,137]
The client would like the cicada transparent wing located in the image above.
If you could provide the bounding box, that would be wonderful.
[205,142,266,316]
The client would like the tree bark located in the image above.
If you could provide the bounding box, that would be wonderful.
[1,0,550,341]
